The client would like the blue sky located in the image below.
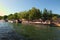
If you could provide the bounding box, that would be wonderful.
[0,0,60,16]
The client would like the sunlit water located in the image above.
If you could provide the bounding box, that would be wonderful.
[0,21,60,40]
[0,21,24,40]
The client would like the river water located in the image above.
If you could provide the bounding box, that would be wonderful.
[0,21,25,40]
[0,21,60,40]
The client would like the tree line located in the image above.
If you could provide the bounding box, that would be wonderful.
[0,7,60,21]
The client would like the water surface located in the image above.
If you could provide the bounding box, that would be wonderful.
[0,21,60,40]
[0,22,24,40]
[13,23,60,40]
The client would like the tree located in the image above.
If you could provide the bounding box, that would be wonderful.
[43,8,49,21]
[48,10,53,20]
[52,16,57,21]
[8,14,14,20]
[18,7,42,21]
[14,13,19,19]
[18,11,29,20]
[3,15,8,20]
[23,11,29,20]
[0,16,3,20]
[28,7,42,20]
[2,7,59,22]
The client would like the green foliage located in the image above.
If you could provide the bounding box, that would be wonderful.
[0,16,3,20]
[3,15,8,20]
[10,7,42,21]
[48,10,52,20]
[28,7,42,20]
[42,8,53,21]
[13,13,19,19]
[52,16,58,21]
[8,14,14,20]
[1,7,59,21]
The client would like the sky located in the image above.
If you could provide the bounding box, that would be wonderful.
[0,0,60,16]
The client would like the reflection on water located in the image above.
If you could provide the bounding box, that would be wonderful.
[0,22,24,40]
[0,21,60,40]
[13,23,60,40]
[48,27,60,40]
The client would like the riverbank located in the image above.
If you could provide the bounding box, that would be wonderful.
[4,19,60,27]
[52,23,60,27]
[19,21,60,27]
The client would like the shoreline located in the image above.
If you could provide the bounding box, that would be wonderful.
[4,19,60,27]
